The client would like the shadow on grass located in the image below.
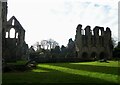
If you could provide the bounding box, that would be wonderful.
[2,64,119,85]
[48,63,119,75]
[2,66,118,85]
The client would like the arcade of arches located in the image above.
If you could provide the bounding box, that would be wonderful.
[75,24,113,60]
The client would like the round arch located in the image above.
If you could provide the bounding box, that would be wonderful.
[90,52,97,60]
[99,52,106,60]
[81,52,88,59]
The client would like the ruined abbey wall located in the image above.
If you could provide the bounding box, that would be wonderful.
[0,1,2,66]
[2,2,28,62]
[75,24,113,60]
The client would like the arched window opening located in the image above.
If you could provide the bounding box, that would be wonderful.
[5,32,8,38]
[83,30,85,35]
[91,52,97,60]
[81,29,84,35]
[92,30,94,35]
[12,19,15,26]
[82,52,88,59]
[99,29,102,36]
[16,33,18,38]
[99,52,106,60]
[10,28,15,38]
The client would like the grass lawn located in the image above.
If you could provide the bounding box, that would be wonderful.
[2,61,120,85]
[7,60,28,65]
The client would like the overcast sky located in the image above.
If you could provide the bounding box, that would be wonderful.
[7,0,119,47]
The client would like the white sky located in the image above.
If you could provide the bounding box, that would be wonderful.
[7,0,119,47]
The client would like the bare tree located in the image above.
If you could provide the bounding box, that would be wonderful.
[48,39,59,50]
[52,41,59,49]
[32,42,39,51]
[34,39,59,50]
[48,39,53,49]
[40,40,49,49]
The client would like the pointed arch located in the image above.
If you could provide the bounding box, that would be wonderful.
[10,28,15,38]
[99,29,102,36]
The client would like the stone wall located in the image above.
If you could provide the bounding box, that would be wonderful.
[0,2,2,54]
[2,2,28,62]
[3,16,28,62]
[75,24,113,60]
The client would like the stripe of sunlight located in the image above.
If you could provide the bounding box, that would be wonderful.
[70,61,119,67]
[38,64,118,83]
[32,69,49,73]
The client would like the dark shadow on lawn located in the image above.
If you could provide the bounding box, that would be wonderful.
[32,67,119,84]
[48,63,119,75]
[2,66,118,85]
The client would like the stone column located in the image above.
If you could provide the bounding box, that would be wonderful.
[8,30,10,38]
[0,1,2,84]
[15,31,17,38]
[75,24,83,58]
[84,26,91,47]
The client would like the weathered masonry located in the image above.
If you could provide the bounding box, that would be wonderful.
[75,24,113,60]
[2,1,28,62]
[0,1,2,64]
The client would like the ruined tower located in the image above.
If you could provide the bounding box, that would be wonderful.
[75,24,113,60]
[2,1,7,50]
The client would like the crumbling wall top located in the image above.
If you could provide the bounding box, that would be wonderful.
[7,16,25,32]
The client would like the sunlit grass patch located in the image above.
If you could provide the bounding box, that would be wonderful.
[38,64,118,83]
[32,69,49,73]
[70,61,119,67]
[3,61,119,84]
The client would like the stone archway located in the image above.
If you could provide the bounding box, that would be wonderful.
[90,52,97,60]
[81,52,88,60]
[99,52,106,60]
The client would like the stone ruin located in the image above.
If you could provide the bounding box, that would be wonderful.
[2,2,28,62]
[75,24,113,61]
[1,1,113,62]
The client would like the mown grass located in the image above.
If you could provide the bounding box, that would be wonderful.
[2,61,119,85]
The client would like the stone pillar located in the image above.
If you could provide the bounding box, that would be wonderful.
[84,25,91,47]
[8,30,10,38]
[75,24,82,58]
[93,26,99,47]
[100,27,104,36]
[84,26,91,36]
[15,31,16,38]
[76,24,82,35]
[0,1,3,84]
[106,27,112,59]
